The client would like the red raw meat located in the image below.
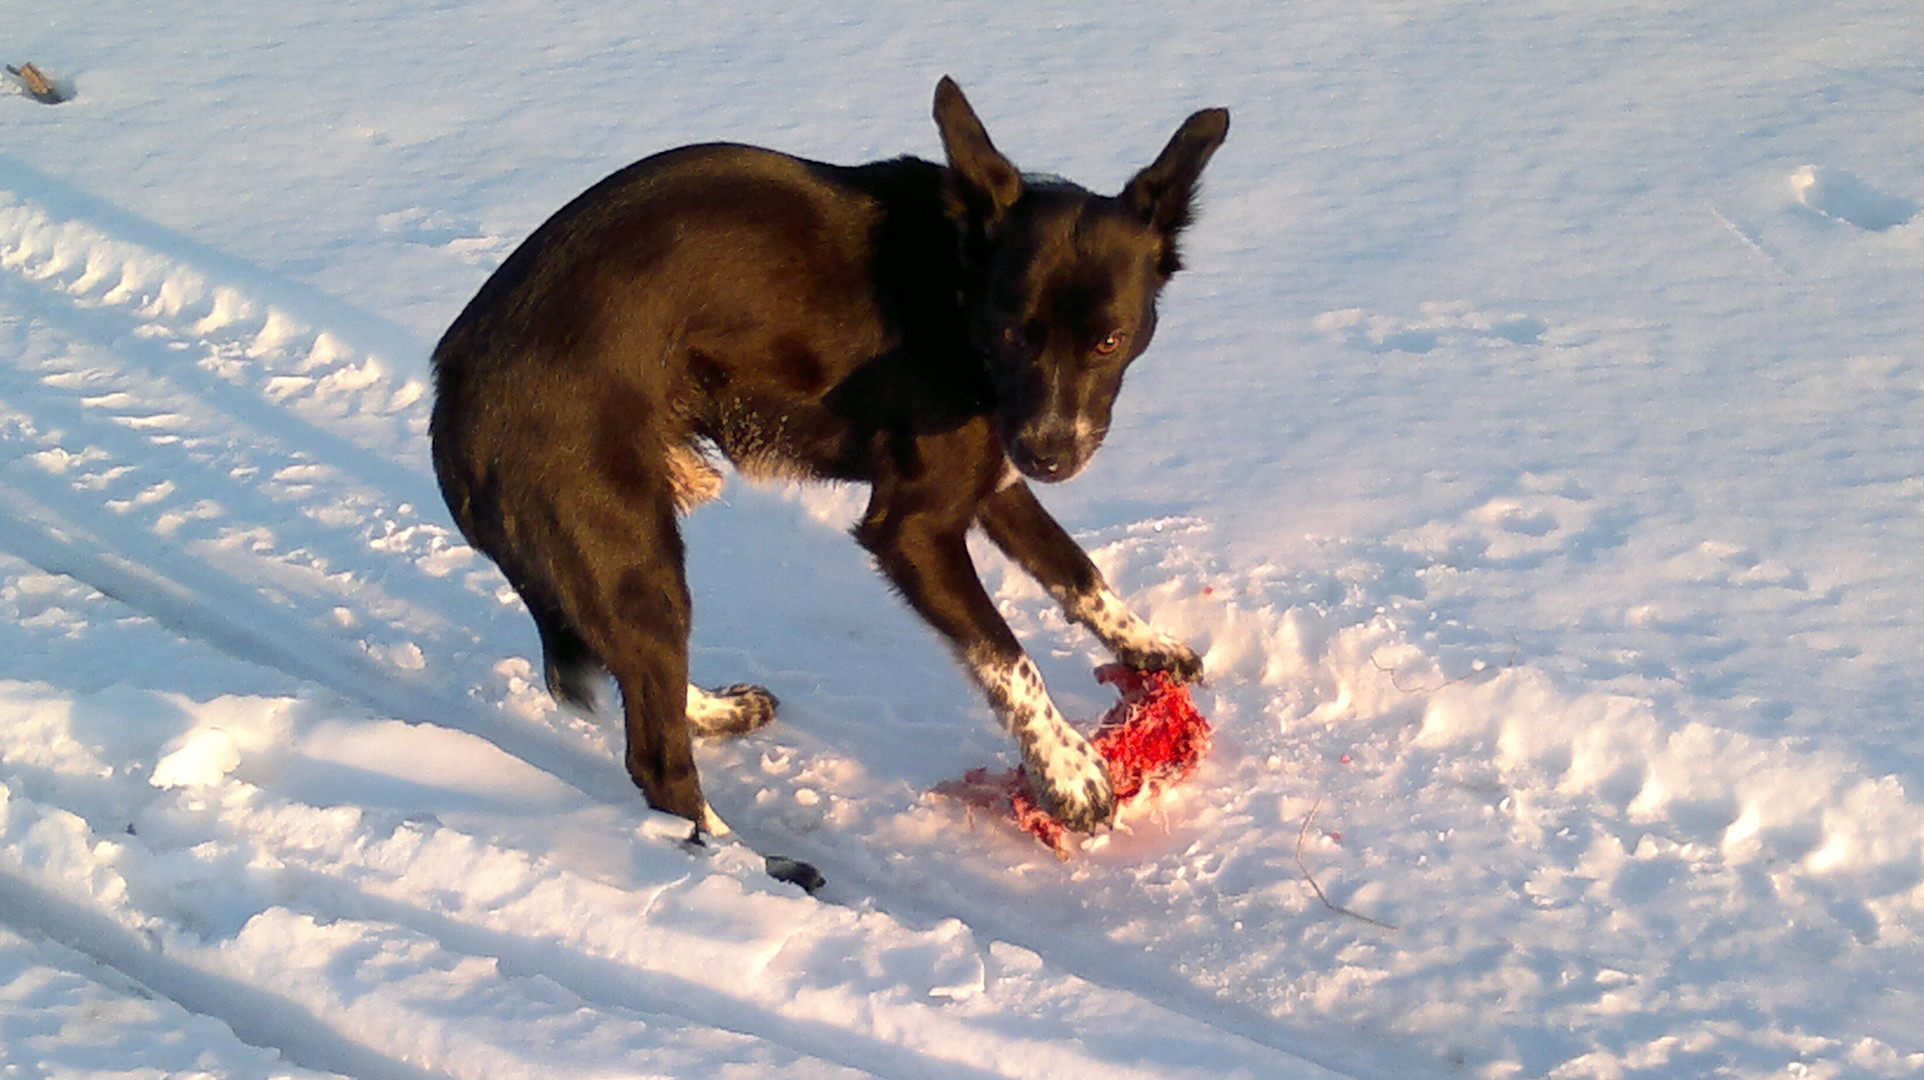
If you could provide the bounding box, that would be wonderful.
[935,664,1211,855]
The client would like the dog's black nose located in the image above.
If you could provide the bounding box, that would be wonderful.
[1011,427,1086,482]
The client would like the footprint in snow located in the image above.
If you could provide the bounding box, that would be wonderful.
[1789,165,1918,232]
[1399,473,1619,570]
[1313,302,1547,354]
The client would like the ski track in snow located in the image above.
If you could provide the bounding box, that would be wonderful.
[5,22,1924,1076]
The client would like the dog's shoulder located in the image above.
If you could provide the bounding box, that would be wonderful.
[574,144,936,205]
[819,154,946,201]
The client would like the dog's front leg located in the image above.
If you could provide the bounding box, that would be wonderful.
[976,480,1203,682]
[857,501,1116,831]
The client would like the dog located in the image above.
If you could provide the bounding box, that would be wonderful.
[431,77,1228,851]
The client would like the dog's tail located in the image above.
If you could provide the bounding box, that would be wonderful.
[538,615,606,712]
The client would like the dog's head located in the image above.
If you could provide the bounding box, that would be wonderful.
[934,77,1229,483]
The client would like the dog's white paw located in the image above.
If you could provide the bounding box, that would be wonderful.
[1106,631,1204,683]
[686,683,779,738]
[978,653,1116,831]
[1023,728,1115,832]
[1068,586,1204,683]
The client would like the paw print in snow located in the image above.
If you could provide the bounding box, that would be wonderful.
[1402,473,1617,569]
[1666,541,1809,593]
[1314,302,1547,354]
[1790,166,1917,232]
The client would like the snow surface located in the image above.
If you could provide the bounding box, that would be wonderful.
[3,1,1923,1077]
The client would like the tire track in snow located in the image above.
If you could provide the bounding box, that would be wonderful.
[0,919,352,1080]
[0,162,429,469]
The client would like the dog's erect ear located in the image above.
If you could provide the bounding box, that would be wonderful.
[934,76,1023,220]
[1123,108,1230,245]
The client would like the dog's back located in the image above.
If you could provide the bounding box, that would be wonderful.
[432,144,965,503]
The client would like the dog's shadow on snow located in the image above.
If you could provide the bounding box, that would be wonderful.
[677,476,1010,780]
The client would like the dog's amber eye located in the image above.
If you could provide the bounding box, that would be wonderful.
[1093,330,1128,356]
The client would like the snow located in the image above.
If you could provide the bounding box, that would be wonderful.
[2,1,1921,1077]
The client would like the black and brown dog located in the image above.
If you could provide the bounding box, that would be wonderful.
[431,77,1228,860]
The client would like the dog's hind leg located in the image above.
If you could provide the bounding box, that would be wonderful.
[535,462,709,826]
[524,582,773,736]
[605,553,707,825]
[562,496,818,887]
[531,605,778,740]
[686,683,780,738]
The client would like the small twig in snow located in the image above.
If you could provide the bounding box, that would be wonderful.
[1368,634,1520,694]
[1295,798,1396,932]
